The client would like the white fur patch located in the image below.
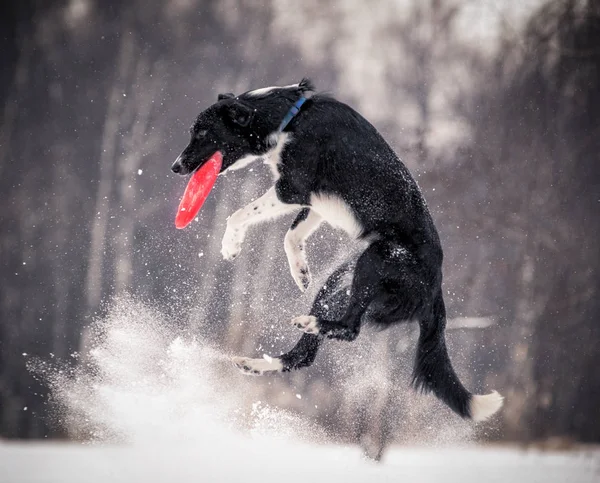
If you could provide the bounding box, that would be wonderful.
[291,315,319,335]
[470,390,504,422]
[310,193,363,239]
[245,83,300,97]
[232,355,283,375]
[220,131,291,178]
[284,234,310,292]
[222,153,262,173]
[263,132,290,180]
[284,210,322,292]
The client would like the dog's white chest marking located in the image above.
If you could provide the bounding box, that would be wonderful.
[221,132,290,178]
[263,132,290,180]
[310,193,363,239]
[222,153,262,173]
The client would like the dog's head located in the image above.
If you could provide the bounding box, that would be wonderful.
[171,78,314,175]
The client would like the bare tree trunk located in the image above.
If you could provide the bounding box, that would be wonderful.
[503,253,536,438]
[85,32,134,310]
[114,58,164,293]
[0,31,31,177]
[502,241,552,439]
[50,162,73,360]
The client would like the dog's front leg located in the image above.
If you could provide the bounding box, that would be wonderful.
[221,186,300,260]
[284,208,322,291]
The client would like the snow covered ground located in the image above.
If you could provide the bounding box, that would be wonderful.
[1,441,599,483]
[8,298,597,483]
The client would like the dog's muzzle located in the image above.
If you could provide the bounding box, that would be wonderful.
[171,155,184,174]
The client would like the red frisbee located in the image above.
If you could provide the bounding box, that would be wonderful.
[175,151,223,229]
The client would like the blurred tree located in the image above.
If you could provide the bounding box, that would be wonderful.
[457,0,600,441]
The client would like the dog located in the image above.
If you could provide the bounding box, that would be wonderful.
[171,79,503,422]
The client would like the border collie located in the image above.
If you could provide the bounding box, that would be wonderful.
[171,79,503,422]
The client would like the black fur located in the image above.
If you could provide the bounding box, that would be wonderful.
[172,79,482,420]
[290,207,310,230]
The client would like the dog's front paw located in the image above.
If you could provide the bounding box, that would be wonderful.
[221,241,241,261]
[291,315,320,335]
[232,355,283,376]
[290,261,311,292]
[221,225,245,261]
[296,265,312,292]
[284,237,311,292]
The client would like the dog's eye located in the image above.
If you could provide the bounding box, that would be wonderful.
[197,129,208,138]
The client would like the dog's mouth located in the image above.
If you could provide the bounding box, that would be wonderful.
[172,151,220,176]
[174,151,223,229]
[188,152,219,176]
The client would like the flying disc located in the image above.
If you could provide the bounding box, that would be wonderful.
[175,151,223,229]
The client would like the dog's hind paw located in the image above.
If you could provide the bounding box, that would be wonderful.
[291,315,320,335]
[232,355,283,376]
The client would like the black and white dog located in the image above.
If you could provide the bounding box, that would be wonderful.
[172,79,503,422]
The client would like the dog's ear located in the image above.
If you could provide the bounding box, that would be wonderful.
[227,101,253,127]
[218,93,235,101]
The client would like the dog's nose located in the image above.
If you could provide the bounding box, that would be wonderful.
[171,157,183,173]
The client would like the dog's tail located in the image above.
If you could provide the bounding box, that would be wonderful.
[412,293,503,421]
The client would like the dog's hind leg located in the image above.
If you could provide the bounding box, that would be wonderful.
[233,260,354,376]
[277,260,354,370]
[233,333,322,376]
[279,333,323,371]
[284,208,322,292]
[232,354,284,376]
[292,240,388,341]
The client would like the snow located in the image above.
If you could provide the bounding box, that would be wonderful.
[15,297,599,483]
[0,442,598,483]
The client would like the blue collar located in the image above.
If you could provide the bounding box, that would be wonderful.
[277,96,307,132]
